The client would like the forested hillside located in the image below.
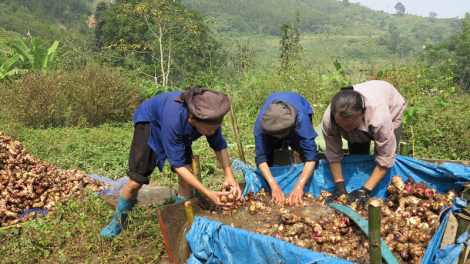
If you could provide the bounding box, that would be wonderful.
[180,0,462,71]
[0,0,96,42]
[1,0,462,58]
[182,0,460,38]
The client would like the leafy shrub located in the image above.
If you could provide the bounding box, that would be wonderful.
[0,72,68,127]
[372,62,470,160]
[0,65,142,128]
[60,65,142,127]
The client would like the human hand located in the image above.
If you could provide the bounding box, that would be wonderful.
[288,187,304,206]
[207,190,234,210]
[324,189,347,205]
[347,186,371,208]
[223,180,242,200]
[270,186,286,205]
[324,181,347,205]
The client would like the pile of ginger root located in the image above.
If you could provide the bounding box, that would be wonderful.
[0,132,108,227]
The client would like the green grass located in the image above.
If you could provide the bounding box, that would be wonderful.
[0,193,167,263]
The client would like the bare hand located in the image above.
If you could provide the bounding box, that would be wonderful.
[224,180,242,200]
[207,190,234,210]
[270,186,286,205]
[288,188,304,206]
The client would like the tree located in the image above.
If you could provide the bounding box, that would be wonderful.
[97,0,222,87]
[429,12,437,19]
[227,40,256,77]
[394,2,405,15]
[278,12,303,73]
[386,22,400,53]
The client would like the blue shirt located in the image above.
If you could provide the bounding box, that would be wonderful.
[134,91,228,171]
[254,92,319,165]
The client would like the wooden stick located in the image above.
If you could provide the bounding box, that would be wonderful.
[192,155,203,198]
[227,93,246,163]
[368,198,383,264]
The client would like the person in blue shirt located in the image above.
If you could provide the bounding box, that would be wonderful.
[100,86,242,238]
[254,92,319,206]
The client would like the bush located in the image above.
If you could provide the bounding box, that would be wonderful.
[0,72,68,127]
[0,65,142,128]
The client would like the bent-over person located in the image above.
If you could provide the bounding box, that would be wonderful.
[100,86,242,238]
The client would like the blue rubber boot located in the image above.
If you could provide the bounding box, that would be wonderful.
[100,196,137,238]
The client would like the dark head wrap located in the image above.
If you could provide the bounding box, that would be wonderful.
[260,100,298,135]
[175,86,231,124]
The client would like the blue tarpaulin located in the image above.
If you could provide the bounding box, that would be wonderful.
[236,155,470,198]
[185,155,470,264]
[186,216,354,264]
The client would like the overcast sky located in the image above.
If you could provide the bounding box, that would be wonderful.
[348,0,470,18]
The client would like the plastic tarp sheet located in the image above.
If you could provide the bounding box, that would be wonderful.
[425,198,469,264]
[88,174,130,195]
[186,216,354,264]
[234,155,470,199]
[185,155,470,264]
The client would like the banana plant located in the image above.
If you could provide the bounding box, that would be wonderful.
[0,54,21,82]
[4,31,59,74]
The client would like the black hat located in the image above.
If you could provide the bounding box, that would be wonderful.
[260,100,298,135]
[175,86,231,124]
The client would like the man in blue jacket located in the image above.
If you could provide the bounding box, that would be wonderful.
[254,92,319,206]
[101,86,242,238]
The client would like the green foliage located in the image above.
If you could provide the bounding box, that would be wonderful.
[394,2,405,15]
[0,27,21,45]
[278,12,303,73]
[0,54,25,82]
[366,61,470,160]
[426,14,470,90]
[0,73,69,127]
[5,32,59,74]
[95,0,224,87]
[0,33,60,84]
[0,65,142,128]
[322,58,352,88]
[0,1,470,262]
[52,28,96,72]
[0,0,93,43]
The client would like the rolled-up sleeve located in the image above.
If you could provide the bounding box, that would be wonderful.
[322,107,345,163]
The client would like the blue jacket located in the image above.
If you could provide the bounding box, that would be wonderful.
[254,92,319,165]
[134,91,227,171]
